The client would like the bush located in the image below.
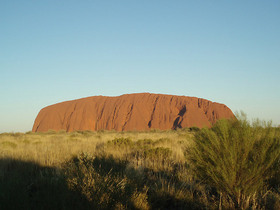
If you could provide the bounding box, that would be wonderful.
[189,127,200,132]
[64,153,150,209]
[107,138,133,147]
[188,117,280,209]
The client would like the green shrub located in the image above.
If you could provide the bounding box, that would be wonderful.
[107,138,133,148]
[188,117,280,209]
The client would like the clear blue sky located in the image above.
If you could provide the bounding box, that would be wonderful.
[1,0,280,132]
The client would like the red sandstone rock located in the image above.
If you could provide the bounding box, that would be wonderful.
[32,93,235,132]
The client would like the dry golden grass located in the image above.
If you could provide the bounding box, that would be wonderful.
[2,123,278,209]
[0,129,194,168]
[0,129,198,209]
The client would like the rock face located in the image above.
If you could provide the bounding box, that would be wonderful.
[32,93,235,132]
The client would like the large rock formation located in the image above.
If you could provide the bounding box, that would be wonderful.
[32,93,235,132]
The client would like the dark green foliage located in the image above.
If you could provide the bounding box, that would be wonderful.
[189,117,280,209]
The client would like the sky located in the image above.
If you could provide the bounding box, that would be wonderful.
[1,0,280,132]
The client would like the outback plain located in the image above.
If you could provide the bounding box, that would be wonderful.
[2,1,280,210]
[1,116,280,210]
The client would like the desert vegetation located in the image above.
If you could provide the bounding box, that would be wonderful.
[1,117,280,209]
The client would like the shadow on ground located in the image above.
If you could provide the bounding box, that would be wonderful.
[64,154,204,210]
[0,156,204,210]
[0,158,90,210]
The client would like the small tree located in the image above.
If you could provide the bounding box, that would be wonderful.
[188,115,280,209]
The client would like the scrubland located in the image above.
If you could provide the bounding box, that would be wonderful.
[1,118,280,209]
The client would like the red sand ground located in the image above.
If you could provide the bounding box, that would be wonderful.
[32,93,235,132]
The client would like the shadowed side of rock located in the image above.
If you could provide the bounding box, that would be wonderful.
[32,93,235,132]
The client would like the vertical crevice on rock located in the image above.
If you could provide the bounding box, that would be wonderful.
[35,121,41,132]
[198,98,202,108]
[95,102,106,130]
[111,106,117,125]
[173,105,187,130]
[148,96,159,128]
[178,105,186,116]
[122,104,134,131]
[66,103,77,132]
